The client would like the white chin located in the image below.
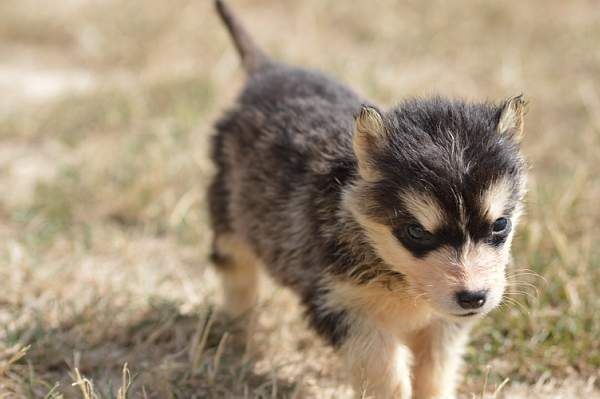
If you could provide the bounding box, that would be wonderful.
[434,307,489,321]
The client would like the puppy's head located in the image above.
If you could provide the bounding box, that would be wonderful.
[346,97,527,319]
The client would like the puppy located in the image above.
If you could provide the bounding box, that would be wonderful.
[209,1,527,397]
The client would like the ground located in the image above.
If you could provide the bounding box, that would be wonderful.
[0,0,599,398]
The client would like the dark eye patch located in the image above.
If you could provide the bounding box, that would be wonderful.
[391,220,469,258]
[392,224,440,258]
[374,175,520,259]
[464,195,516,242]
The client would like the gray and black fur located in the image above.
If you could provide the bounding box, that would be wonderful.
[210,0,526,356]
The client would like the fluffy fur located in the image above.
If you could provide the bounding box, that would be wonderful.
[209,1,527,397]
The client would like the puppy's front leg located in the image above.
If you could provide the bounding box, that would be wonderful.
[410,321,470,399]
[340,319,413,398]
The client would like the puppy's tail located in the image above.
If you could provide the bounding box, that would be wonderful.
[215,0,270,74]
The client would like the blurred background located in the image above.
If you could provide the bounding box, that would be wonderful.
[0,0,599,397]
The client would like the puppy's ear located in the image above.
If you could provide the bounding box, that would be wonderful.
[497,95,526,142]
[353,105,385,181]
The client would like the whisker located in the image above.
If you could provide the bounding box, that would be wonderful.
[502,295,530,315]
[506,268,547,284]
[504,290,538,299]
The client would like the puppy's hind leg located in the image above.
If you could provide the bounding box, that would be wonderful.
[211,234,260,319]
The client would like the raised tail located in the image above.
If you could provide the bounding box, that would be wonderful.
[215,0,270,74]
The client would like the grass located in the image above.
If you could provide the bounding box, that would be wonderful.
[0,0,599,397]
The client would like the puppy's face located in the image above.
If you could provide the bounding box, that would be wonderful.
[347,98,527,319]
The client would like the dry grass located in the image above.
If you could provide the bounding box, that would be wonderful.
[0,0,599,397]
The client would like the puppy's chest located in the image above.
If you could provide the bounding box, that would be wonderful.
[327,279,436,336]
[370,296,436,337]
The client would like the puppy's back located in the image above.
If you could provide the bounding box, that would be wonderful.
[210,1,375,295]
[211,65,360,255]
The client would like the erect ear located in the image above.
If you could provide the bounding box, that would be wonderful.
[353,105,385,182]
[497,95,526,142]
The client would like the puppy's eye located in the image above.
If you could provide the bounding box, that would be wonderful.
[492,217,509,233]
[407,224,426,240]
[393,223,438,255]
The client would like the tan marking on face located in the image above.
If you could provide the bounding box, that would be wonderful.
[402,190,445,232]
[481,177,513,222]
[345,186,510,317]
[466,240,510,291]
[423,239,509,313]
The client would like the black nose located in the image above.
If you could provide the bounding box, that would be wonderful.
[456,290,487,309]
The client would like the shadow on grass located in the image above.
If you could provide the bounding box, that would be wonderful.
[4,299,301,398]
